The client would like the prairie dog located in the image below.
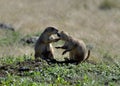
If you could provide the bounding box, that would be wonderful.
[34,27,60,61]
[56,31,90,63]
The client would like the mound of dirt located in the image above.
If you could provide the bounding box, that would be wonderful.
[0,59,48,77]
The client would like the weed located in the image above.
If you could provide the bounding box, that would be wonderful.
[99,0,120,10]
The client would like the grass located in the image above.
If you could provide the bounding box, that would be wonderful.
[0,0,120,58]
[0,30,20,46]
[0,0,120,85]
[0,55,120,86]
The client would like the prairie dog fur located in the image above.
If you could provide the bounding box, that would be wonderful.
[34,27,60,61]
[56,31,90,63]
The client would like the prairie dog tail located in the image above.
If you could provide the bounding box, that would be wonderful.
[84,50,90,61]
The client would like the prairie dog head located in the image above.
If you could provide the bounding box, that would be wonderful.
[57,31,70,41]
[44,27,58,35]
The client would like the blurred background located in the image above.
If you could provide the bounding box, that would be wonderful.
[0,0,120,63]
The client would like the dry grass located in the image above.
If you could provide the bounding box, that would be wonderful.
[0,0,120,63]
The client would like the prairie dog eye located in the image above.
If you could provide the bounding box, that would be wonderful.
[51,27,55,30]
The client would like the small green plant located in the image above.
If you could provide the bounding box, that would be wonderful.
[100,0,113,10]
[99,0,120,10]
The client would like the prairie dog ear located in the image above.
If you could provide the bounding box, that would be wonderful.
[60,31,65,35]
[61,31,64,33]
[61,31,69,36]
